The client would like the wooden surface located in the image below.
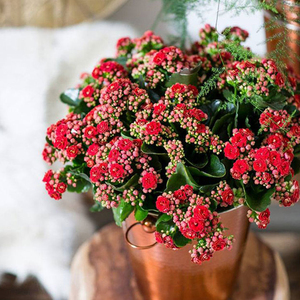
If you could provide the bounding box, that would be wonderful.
[0,274,51,300]
[70,224,290,300]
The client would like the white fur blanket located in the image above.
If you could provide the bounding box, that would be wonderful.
[0,22,137,299]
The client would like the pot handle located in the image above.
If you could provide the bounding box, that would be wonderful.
[125,222,158,250]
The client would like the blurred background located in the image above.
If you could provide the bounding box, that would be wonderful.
[0,0,299,299]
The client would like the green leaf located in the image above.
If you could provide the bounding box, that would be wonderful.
[60,89,80,107]
[294,145,300,155]
[121,131,134,140]
[185,152,208,169]
[212,112,235,134]
[67,177,91,193]
[112,200,134,227]
[134,206,148,221]
[291,157,300,175]
[199,183,219,194]
[156,219,175,234]
[141,143,167,155]
[190,155,226,178]
[165,162,200,192]
[223,89,234,102]
[111,174,139,192]
[242,183,275,212]
[173,230,191,247]
[104,57,128,68]
[155,214,172,227]
[90,201,104,212]
[165,64,200,88]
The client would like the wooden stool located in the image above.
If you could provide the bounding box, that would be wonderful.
[70,225,290,300]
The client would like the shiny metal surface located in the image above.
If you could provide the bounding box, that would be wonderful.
[264,5,300,75]
[123,205,250,300]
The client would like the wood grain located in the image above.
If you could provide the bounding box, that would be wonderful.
[70,225,290,300]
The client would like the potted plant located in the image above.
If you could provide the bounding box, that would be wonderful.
[42,25,300,300]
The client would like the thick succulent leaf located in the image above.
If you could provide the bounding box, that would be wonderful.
[60,88,80,107]
[141,143,167,155]
[165,65,200,87]
[112,200,134,227]
[173,230,191,247]
[189,155,226,178]
[134,206,148,221]
[242,183,275,212]
[165,162,200,192]
[111,174,139,192]
[155,214,172,227]
[90,201,104,212]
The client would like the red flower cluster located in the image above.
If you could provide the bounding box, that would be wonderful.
[42,170,67,200]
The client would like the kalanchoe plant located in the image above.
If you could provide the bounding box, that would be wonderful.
[42,26,300,265]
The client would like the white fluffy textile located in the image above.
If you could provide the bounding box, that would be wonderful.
[0,22,137,299]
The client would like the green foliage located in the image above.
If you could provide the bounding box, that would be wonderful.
[112,200,134,227]
[165,64,201,87]
[173,230,191,247]
[242,182,275,212]
[165,162,200,192]
[60,89,80,106]
[134,206,149,221]
[90,201,105,212]
[198,68,225,98]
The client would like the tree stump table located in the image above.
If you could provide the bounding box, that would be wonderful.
[70,224,290,300]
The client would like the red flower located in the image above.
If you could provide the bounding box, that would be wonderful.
[258,208,270,223]
[153,103,166,115]
[92,67,100,79]
[118,138,133,151]
[152,51,166,65]
[57,182,67,193]
[194,205,210,220]
[231,133,247,147]
[87,143,100,156]
[232,159,249,174]
[188,217,205,233]
[188,85,198,96]
[145,121,162,135]
[267,134,282,149]
[181,228,196,239]
[66,145,79,159]
[189,108,207,121]
[108,149,120,162]
[291,180,300,203]
[98,162,108,174]
[54,136,68,150]
[184,184,193,196]
[289,125,300,137]
[156,196,170,212]
[109,163,125,179]
[142,172,158,189]
[275,72,285,87]
[43,170,53,183]
[269,151,281,166]
[253,159,267,172]
[255,147,270,160]
[97,121,109,134]
[278,160,290,176]
[82,85,94,98]
[154,231,164,243]
[55,124,68,137]
[84,126,97,139]
[107,82,120,92]
[50,191,62,200]
[221,188,234,205]
[171,83,186,94]
[90,166,102,182]
[196,124,206,133]
[174,190,187,202]
[212,239,226,251]
[133,139,143,148]
[224,143,240,160]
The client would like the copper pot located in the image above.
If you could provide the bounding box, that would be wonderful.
[264,7,300,75]
[123,205,249,300]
